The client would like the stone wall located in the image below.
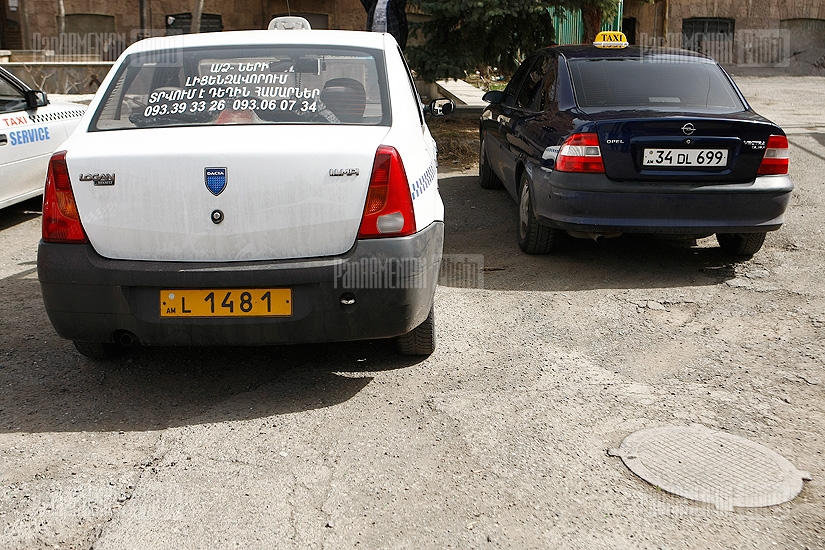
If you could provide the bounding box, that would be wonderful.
[621,0,825,68]
[3,62,112,94]
[265,0,366,30]
[0,0,379,95]
[673,0,825,25]
[623,0,825,38]
[9,0,367,50]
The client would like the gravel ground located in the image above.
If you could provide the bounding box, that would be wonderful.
[0,76,823,549]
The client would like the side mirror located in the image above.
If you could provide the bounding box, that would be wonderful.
[424,98,455,117]
[24,90,48,109]
[482,90,503,104]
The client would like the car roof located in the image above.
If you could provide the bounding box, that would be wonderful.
[544,45,716,64]
[122,29,390,55]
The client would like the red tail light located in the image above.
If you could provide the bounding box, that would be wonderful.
[358,146,416,238]
[42,151,89,243]
[555,133,605,173]
[757,135,789,175]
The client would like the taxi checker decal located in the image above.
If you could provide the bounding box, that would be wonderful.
[411,160,437,200]
[26,109,86,124]
[0,109,85,127]
[2,109,85,147]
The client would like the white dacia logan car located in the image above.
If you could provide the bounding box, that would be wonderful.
[37,19,452,359]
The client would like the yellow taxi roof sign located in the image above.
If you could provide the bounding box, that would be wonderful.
[594,31,628,48]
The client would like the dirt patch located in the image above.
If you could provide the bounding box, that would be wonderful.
[428,116,479,169]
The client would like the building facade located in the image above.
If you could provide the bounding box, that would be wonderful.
[2,1,824,66]
[622,0,825,66]
[1,0,367,53]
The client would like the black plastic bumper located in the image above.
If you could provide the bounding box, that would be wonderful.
[531,168,793,235]
[38,222,443,346]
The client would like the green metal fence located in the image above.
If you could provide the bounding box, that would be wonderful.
[550,1,623,45]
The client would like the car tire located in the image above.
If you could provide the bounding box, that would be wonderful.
[517,173,555,254]
[479,140,503,189]
[73,341,123,361]
[395,305,435,356]
[716,232,766,256]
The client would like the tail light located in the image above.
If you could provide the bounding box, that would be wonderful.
[42,151,89,243]
[555,133,605,173]
[757,135,789,175]
[357,146,416,238]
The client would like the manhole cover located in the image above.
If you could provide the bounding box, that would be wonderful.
[609,424,812,511]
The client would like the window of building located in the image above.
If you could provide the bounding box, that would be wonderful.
[61,14,122,60]
[682,18,735,54]
[166,13,224,35]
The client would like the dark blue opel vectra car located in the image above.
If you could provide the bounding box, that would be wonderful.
[479,32,792,256]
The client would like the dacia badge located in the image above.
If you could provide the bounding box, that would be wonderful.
[205,167,227,196]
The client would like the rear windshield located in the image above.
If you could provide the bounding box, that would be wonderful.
[568,58,745,114]
[91,45,388,130]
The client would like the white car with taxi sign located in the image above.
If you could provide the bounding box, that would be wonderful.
[37,19,453,359]
[0,66,85,209]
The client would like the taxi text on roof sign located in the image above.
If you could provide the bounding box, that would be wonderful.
[594,31,628,49]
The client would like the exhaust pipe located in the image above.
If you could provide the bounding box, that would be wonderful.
[567,231,622,242]
[117,331,138,347]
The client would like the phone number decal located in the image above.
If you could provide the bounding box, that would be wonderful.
[142,98,319,118]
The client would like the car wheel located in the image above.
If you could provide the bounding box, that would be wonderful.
[479,140,503,189]
[716,232,766,256]
[517,173,555,254]
[395,305,435,356]
[73,341,123,361]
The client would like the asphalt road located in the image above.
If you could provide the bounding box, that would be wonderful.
[0,76,823,549]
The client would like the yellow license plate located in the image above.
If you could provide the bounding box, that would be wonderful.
[160,288,292,318]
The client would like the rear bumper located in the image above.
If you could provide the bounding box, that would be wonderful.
[531,169,793,235]
[38,222,443,346]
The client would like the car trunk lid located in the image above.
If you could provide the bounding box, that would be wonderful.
[592,111,782,183]
[67,125,389,261]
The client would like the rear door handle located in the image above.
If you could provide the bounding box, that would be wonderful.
[0,133,7,146]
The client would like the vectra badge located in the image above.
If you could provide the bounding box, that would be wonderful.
[205,167,227,196]
[79,173,116,186]
[681,123,696,136]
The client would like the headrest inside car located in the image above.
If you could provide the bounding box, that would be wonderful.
[320,78,366,123]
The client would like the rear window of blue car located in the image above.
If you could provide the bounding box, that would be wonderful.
[91,45,388,130]
[568,58,745,114]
